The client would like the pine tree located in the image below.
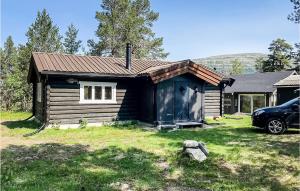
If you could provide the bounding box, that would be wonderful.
[230,59,244,75]
[63,24,82,54]
[292,43,300,70]
[288,0,300,24]
[14,9,63,111]
[1,36,17,76]
[0,36,19,110]
[26,9,62,52]
[88,0,168,59]
[257,39,293,72]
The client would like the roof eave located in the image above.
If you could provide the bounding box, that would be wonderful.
[40,71,138,78]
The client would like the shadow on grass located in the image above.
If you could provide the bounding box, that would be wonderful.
[1,119,40,129]
[153,126,300,158]
[1,143,164,191]
[174,152,293,191]
[1,142,297,191]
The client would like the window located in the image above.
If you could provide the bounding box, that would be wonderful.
[95,86,102,100]
[105,86,112,100]
[84,86,92,100]
[36,82,42,102]
[79,81,117,104]
[238,94,266,113]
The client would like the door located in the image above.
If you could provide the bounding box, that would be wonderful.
[252,95,266,112]
[174,81,189,121]
[239,94,266,113]
[240,95,251,113]
[157,80,174,123]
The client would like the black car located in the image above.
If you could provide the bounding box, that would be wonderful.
[252,97,300,134]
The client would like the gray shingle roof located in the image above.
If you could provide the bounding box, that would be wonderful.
[225,71,296,93]
[274,75,300,87]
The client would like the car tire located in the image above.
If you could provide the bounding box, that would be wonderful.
[266,118,286,134]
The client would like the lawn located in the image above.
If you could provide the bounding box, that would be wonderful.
[1,112,299,191]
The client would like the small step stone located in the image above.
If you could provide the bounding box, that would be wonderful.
[183,140,209,162]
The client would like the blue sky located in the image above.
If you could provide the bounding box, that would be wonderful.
[1,0,299,61]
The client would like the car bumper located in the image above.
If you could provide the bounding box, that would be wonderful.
[252,115,266,128]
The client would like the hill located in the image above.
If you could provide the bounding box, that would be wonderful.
[193,53,267,75]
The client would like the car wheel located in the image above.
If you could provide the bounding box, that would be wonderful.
[266,119,286,134]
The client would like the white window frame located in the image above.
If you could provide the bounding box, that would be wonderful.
[79,81,117,104]
[37,82,42,102]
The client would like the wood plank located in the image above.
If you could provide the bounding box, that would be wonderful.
[51,104,127,110]
[50,88,80,93]
[50,112,137,120]
[205,103,220,106]
[188,66,220,84]
[49,96,137,102]
[190,63,222,80]
[49,116,137,124]
[49,98,137,106]
[50,107,137,114]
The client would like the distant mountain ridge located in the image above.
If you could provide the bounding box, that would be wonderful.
[193,53,267,75]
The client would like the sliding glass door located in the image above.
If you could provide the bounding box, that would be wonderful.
[240,95,251,113]
[253,95,266,111]
[239,94,266,114]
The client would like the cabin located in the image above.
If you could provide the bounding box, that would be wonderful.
[224,71,297,114]
[28,46,234,128]
[274,74,300,105]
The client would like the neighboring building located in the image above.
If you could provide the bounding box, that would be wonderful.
[224,71,296,114]
[28,49,234,128]
[274,75,300,105]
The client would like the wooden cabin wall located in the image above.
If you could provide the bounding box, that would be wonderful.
[204,83,222,117]
[138,80,155,123]
[47,77,138,124]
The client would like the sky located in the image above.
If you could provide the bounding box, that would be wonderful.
[1,0,299,61]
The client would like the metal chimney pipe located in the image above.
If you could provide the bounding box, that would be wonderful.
[126,43,131,70]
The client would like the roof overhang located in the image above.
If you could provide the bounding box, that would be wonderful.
[142,60,224,86]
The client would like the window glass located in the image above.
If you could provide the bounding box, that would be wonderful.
[95,86,102,100]
[84,86,92,100]
[240,95,251,113]
[253,95,265,111]
[105,86,112,100]
[37,82,42,102]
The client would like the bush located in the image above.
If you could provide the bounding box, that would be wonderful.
[79,119,88,129]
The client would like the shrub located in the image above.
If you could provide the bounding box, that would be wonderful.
[79,119,88,129]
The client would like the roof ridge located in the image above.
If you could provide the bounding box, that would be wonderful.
[32,51,171,63]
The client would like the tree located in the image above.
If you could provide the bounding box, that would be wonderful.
[291,43,300,71]
[63,24,82,54]
[88,0,168,59]
[255,57,265,73]
[1,36,17,76]
[288,0,300,24]
[0,36,19,110]
[26,9,62,52]
[4,9,63,111]
[230,59,244,75]
[257,39,293,72]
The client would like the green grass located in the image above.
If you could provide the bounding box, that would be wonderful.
[1,111,32,121]
[1,113,299,191]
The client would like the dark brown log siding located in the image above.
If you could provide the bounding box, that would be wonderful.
[48,79,138,124]
[204,83,222,117]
